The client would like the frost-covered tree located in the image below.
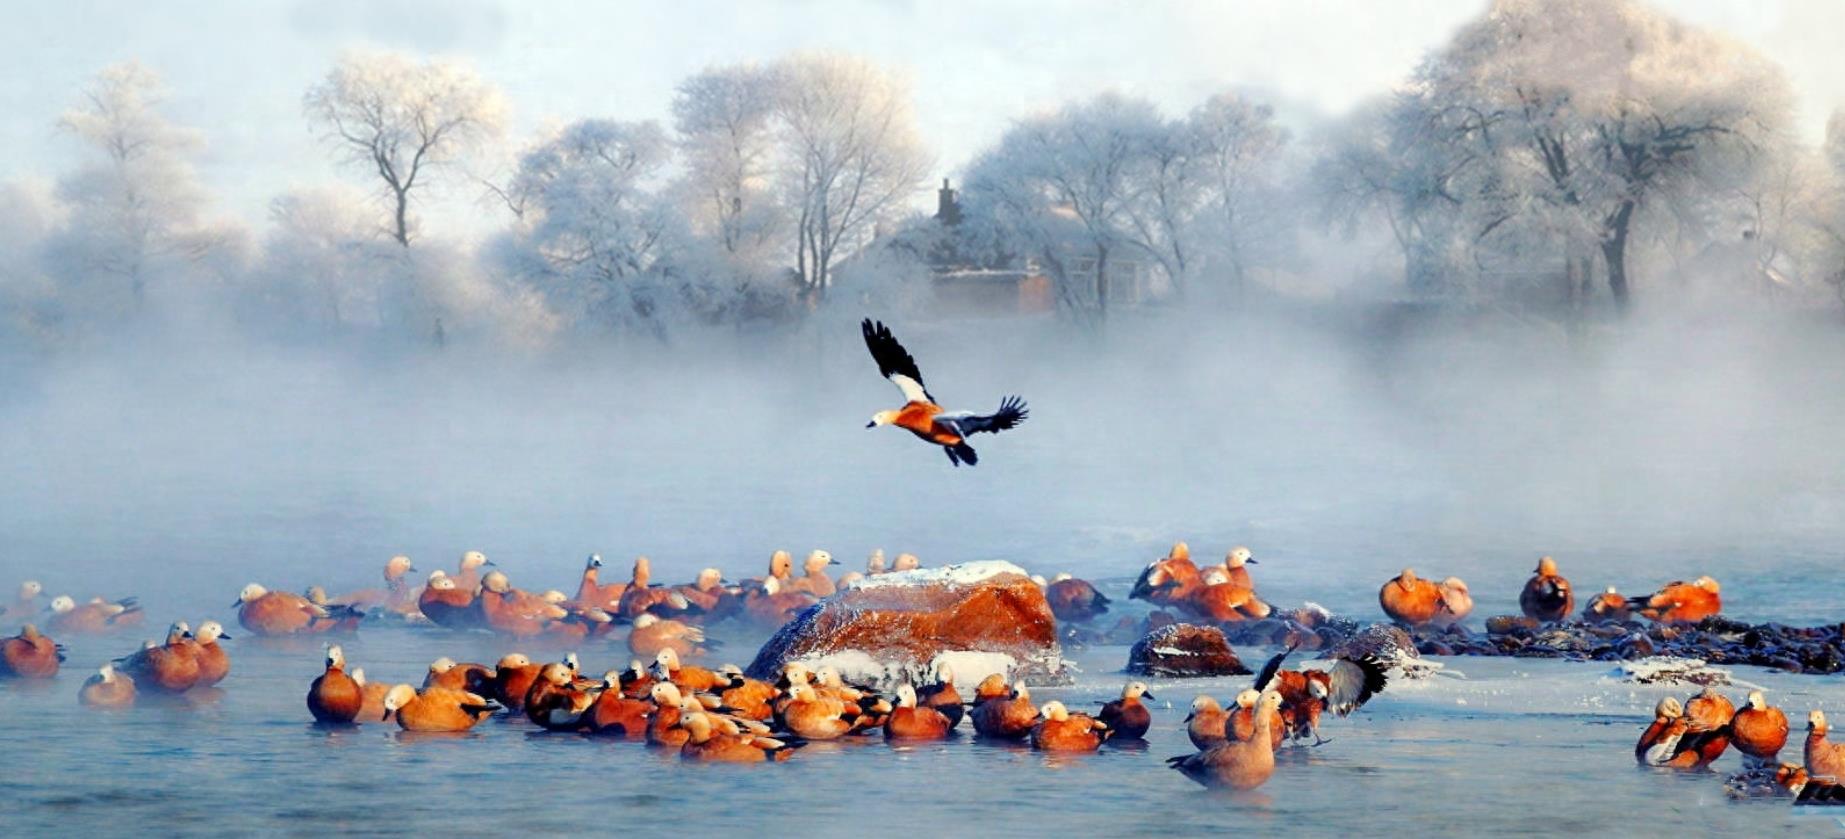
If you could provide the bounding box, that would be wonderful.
[1394,0,1794,309]
[51,62,219,309]
[304,51,505,247]
[499,119,683,337]
[772,53,931,302]
[1185,93,1289,295]
[673,64,782,261]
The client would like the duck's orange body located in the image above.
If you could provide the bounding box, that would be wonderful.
[0,624,61,679]
[1379,569,1444,626]
[117,625,200,693]
[1636,578,1722,624]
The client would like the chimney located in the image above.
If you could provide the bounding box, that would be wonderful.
[936,178,962,226]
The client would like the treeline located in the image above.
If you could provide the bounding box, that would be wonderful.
[2,0,1843,354]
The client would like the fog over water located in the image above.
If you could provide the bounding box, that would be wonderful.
[5,301,1842,625]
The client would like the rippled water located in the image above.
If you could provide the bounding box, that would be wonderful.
[7,629,1845,836]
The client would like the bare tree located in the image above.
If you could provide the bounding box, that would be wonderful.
[673,64,780,259]
[54,62,216,307]
[304,51,505,247]
[771,53,931,303]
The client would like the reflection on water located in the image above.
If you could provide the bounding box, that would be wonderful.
[5,636,1844,835]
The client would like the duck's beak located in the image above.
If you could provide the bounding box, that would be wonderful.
[1245,559,1259,565]
[219,632,233,640]
[864,421,875,428]
[1143,691,1156,701]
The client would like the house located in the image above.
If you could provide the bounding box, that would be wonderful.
[923,179,1154,317]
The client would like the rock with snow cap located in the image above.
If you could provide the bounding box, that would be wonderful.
[744,561,1067,689]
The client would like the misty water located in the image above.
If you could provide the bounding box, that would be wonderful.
[5,307,1845,834]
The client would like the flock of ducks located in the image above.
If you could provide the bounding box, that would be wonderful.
[0,544,1828,799]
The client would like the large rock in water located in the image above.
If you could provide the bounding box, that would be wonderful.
[1126,623,1251,677]
[745,561,1067,689]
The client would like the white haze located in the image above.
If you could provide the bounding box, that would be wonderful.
[3,302,1843,626]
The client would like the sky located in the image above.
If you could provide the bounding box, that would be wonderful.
[5,0,1843,238]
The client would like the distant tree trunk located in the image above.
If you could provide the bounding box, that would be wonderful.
[1094,243,1110,320]
[1601,200,1636,311]
[391,186,411,247]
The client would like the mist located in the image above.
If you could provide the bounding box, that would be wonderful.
[5,0,1845,630]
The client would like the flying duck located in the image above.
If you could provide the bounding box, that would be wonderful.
[861,319,1027,467]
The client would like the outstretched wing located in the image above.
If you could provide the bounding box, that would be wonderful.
[937,396,1029,437]
[1324,655,1389,716]
[862,319,933,404]
[1253,642,1297,692]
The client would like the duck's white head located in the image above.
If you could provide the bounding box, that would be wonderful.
[382,684,416,714]
[1227,547,1255,567]
[49,595,75,614]
[1747,690,1768,711]
[866,409,899,429]
[235,583,267,605]
[460,551,489,571]
[19,580,41,599]
[896,683,919,707]
[1234,689,1260,709]
[1039,701,1070,721]
[195,621,229,643]
[633,613,660,629]
[326,645,346,670]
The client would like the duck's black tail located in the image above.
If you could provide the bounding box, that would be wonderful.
[944,442,978,467]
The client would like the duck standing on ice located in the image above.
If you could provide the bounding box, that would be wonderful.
[861,319,1027,467]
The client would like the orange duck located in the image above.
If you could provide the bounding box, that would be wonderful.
[1186,695,1230,750]
[679,712,799,762]
[1379,569,1444,627]
[1192,569,1271,622]
[860,319,1028,467]
[478,571,563,637]
[588,671,654,738]
[190,621,232,688]
[646,682,694,748]
[1583,586,1632,623]
[47,595,142,635]
[1229,689,1286,750]
[0,623,63,678]
[487,653,543,711]
[1030,701,1109,751]
[384,684,498,732]
[627,613,710,660]
[235,584,357,636]
[1632,577,1721,624]
[1167,690,1285,790]
[743,577,816,628]
[1519,557,1574,622]
[115,623,199,693]
[1730,690,1789,766]
[79,663,135,708]
[787,551,839,598]
[970,680,1037,740]
[307,645,363,724]
[416,572,479,628]
[423,657,494,694]
[617,557,680,618]
[351,669,393,723]
[453,551,493,595]
[916,663,965,729]
[574,554,626,610]
[886,683,953,741]
[1097,681,1154,739]
[1131,542,1207,610]
[1805,710,1845,780]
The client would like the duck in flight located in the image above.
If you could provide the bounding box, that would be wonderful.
[861,319,1028,467]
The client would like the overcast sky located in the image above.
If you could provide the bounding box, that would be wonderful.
[6,0,1842,237]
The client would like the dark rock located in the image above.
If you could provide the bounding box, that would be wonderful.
[1125,623,1250,677]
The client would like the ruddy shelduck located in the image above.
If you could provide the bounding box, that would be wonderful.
[574,554,626,609]
[861,319,1028,467]
[1636,697,1686,765]
[588,672,654,738]
[116,623,199,693]
[1253,644,1389,745]
[1583,586,1632,623]
[80,663,135,708]
[1,623,63,678]
[417,572,480,629]
[788,550,839,598]
[916,662,965,729]
[47,595,142,635]
[189,620,232,687]
[1097,681,1154,740]
[1519,557,1574,622]
[1430,577,1473,628]
[1730,690,1789,765]
[1229,688,1286,750]
[1168,690,1284,790]
[1806,710,1845,781]
[352,669,393,723]
[488,653,543,711]
[384,684,498,732]
[453,551,492,594]
[1185,695,1230,750]
[235,584,352,636]
[424,657,494,694]
[1193,570,1269,623]
[308,645,364,724]
[1379,569,1445,627]
[646,682,693,748]
[628,613,710,660]
[1031,701,1109,752]
[1131,542,1207,609]
[970,680,1037,740]
[679,712,799,762]
[781,683,862,740]
[886,683,953,741]
[1632,577,1722,624]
